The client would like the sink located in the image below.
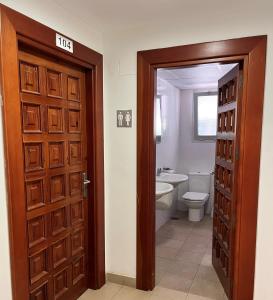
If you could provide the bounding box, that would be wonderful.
[156,182,174,199]
[156,172,188,186]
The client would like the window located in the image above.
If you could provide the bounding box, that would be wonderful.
[155,95,162,143]
[194,92,218,140]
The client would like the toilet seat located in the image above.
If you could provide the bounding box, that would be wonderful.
[182,192,209,201]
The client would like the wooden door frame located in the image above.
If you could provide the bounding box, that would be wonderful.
[0,5,105,300]
[137,36,267,299]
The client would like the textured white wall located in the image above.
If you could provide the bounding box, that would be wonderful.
[102,9,273,300]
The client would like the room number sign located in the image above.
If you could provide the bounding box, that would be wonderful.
[56,33,73,53]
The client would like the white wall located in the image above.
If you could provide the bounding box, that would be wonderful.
[178,89,216,175]
[156,77,181,171]
[102,7,273,300]
[0,1,104,299]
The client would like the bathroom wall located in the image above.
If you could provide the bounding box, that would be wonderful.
[156,77,181,171]
[177,89,216,175]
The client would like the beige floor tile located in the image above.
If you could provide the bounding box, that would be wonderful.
[191,227,213,238]
[155,269,166,285]
[189,278,224,299]
[200,253,212,266]
[181,240,208,254]
[156,257,173,272]
[185,234,211,245]
[168,220,195,230]
[176,250,205,265]
[156,235,185,249]
[186,294,215,300]
[195,265,220,283]
[152,286,187,300]
[168,260,199,280]
[78,282,122,300]
[158,272,193,293]
[156,245,180,260]
[112,286,152,300]
[158,227,192,241]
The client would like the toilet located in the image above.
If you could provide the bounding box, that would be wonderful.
[181,172,211,222]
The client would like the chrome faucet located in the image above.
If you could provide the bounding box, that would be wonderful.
[156,168,162,176]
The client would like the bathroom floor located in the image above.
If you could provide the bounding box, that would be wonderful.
[155,212,227,300]
[79,213,228,300]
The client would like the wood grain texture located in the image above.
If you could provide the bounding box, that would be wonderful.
[212,65,240,297]
[0,4,105,300]
[137,36,267,300]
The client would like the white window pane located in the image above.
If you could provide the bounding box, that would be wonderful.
[156,97,162,136]
[197,95,217,136]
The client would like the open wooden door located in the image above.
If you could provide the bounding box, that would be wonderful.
[212,65,241,299]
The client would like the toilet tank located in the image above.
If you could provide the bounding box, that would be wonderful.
[188,172,211,193]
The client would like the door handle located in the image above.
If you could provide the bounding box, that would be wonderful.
[82,172,91,198]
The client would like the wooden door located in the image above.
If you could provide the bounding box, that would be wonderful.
[19,49,88,300]
[212,65,241,298]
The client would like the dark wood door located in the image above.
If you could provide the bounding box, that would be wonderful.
[19,49,88,300]
[212,65,241,298]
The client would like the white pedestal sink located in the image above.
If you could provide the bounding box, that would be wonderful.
[156,172,188,186]
[156,182,174,199]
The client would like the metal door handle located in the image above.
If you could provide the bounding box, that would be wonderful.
[82,172,91,197]
[84,179,91,185]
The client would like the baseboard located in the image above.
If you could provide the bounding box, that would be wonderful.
[106,273,136,288]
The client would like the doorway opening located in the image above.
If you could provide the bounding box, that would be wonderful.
[155,63,238,299]
[137,36,267,300]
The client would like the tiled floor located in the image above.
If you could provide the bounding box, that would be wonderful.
[79,214,228,300]
[155,214,227,300]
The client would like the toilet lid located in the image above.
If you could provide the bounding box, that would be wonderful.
[183,192,209,201]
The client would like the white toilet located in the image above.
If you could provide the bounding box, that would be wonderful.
[182,172,211,222]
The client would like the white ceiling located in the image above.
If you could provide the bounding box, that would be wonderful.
[157,63,237,91]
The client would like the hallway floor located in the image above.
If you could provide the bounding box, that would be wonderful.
[79,214,228,300]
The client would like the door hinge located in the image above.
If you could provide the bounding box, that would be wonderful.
[0,95,3,106]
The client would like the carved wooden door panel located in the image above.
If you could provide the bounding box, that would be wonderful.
[19,49,88,300]
[212,65,241,299]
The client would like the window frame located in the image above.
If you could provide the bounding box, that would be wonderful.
[193,91,218,141]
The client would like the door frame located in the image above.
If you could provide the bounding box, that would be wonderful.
[0,4,105,300]
[137,36,267,299]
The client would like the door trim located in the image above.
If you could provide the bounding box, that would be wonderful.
[0,4,105,300]
[137,36,267,299]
